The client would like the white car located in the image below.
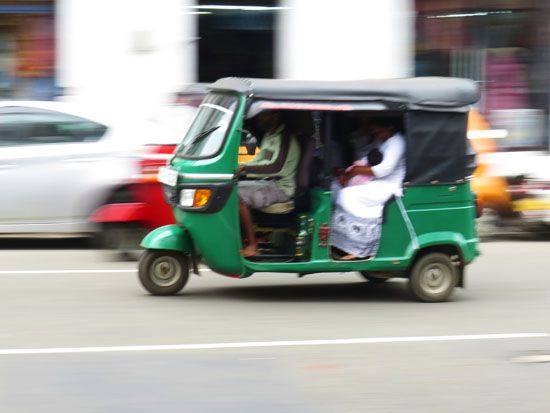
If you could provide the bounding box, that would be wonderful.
[0,101,145,237]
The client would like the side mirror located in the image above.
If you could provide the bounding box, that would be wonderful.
[238,128,258,155]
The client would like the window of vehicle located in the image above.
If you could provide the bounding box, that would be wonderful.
[0,121,22,147]
[176,94,239,159]
[0,108,108,146]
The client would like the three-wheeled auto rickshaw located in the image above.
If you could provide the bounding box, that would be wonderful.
[138,77,480,302]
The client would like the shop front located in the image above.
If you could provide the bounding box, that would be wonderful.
[415,0,550,151]
[0,1,55,100]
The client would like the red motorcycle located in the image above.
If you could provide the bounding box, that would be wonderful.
[90,143,177,258]
[91,84,210,258]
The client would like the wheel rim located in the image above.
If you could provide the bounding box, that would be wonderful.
[150,256,182,287]
[419,263,452,295]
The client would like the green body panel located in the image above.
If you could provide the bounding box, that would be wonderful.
[172,192,243,276]
[244,183,478,276]
[140,224,194,253]
[403,183,479,262]
[167,93,246,276]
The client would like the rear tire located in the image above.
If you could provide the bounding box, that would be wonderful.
[408,253,458,302]
[138,250,189,295]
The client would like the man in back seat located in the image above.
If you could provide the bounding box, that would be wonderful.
[238,111,301,257]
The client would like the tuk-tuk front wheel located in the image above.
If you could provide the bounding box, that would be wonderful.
[408,253,458,302]
[138,250,189,295]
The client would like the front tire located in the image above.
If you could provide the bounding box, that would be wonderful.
[138,250,189,295]
[408,253,458,302]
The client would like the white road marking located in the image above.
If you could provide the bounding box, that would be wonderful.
[0,269,136,275]
[0,333,547,356]
[511,355,550,364]
[0,268,211,275]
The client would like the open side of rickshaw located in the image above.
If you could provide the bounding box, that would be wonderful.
[139,77,480,302]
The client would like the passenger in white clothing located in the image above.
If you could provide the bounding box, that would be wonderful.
[334,118,406,260]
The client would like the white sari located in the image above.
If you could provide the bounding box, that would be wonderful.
[330,133,406,257]
[336,133,406,218]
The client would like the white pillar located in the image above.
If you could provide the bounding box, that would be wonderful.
[277,0,415,80]
[56,0,197,117]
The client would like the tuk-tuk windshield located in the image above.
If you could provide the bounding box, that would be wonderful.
[175,93,238,158]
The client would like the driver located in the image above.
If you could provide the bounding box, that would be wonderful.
[237,111,301,257]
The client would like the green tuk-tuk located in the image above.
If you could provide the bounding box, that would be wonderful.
[139,77,480,302]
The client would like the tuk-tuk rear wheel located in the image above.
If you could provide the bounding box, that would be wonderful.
[408,252,458,302]
[138,250,189,295]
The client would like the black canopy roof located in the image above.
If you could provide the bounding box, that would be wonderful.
[209,77,479,111]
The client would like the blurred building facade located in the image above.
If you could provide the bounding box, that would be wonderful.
[0,0,548,150]
[0,0,55,100]
[416,0,550,151]
[52,0,414,119]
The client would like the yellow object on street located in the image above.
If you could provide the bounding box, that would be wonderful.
[512,198,550,212]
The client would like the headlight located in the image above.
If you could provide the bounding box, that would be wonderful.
[179,189,212,208]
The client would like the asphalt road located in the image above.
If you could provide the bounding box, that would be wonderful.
[1,239,549,412]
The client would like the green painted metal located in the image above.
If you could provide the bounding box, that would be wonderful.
[167,92,246,276]
[173,193,244,276]
[140,224,193,253]
[244,183,478,275]
[402,183,479,263]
